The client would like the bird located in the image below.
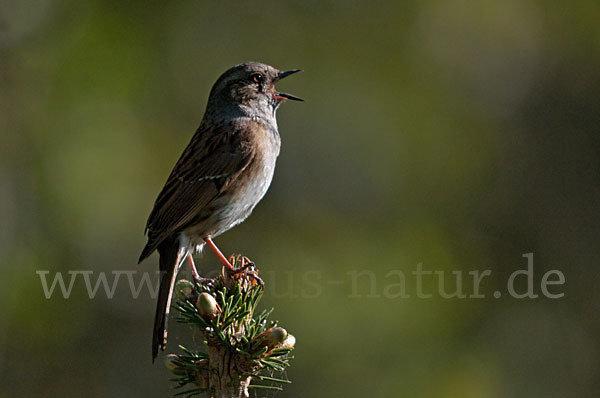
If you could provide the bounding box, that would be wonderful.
[137,62,302,362]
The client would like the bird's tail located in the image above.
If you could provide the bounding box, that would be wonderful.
[152,236,187,363]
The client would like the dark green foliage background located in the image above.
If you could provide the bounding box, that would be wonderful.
[1,1,598,397]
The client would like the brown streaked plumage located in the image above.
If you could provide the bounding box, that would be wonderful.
[138,62,302,362]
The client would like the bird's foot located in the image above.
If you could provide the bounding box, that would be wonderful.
[186,253,213,286]
[195,276,215,287]
[223,255,264,288]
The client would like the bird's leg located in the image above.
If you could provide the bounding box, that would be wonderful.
[186,252,207,285]
[204,237,236,271]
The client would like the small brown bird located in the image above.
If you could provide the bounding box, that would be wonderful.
[138,62,302,362]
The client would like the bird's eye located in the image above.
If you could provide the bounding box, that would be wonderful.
[251,73,263,84]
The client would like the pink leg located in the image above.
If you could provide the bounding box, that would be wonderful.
[186,252,202,284]
[204,237,235,270]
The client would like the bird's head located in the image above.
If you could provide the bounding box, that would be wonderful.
[206,62,302,118]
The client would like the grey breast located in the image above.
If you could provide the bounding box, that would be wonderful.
[187,117,281,240]
[219,119,280,232]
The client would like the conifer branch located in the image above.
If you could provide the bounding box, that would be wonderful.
[164,256,295,398]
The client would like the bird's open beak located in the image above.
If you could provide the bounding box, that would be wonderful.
[274,69,303,102]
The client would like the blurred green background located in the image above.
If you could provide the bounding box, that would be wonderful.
[1,0,599,397]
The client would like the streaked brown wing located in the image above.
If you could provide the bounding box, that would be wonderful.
[141,120,255,256]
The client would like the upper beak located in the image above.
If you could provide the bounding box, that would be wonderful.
[277,69,302,80]
[274,69,303,102]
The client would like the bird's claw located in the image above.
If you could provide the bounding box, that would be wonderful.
[223,254,262,288]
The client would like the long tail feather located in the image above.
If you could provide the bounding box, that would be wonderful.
[152,236,186,362]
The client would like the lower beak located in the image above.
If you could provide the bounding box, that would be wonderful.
[274,92,304,102]
[274,69,303,102]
